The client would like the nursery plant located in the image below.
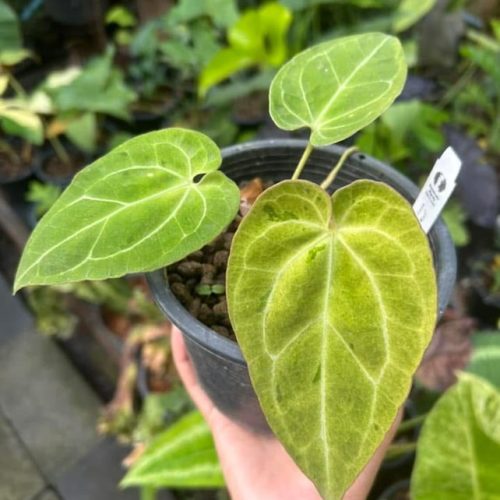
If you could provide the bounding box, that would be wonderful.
[14,32,440,499]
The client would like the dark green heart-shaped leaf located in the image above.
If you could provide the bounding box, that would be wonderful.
[14,128,239,291]
[411,374,500,499]
[227,179,436,498]
[121,411,224,489]
[269,33,407,146]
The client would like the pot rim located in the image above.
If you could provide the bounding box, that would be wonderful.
[147,139,457,366]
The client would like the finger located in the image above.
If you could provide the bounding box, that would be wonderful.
[171,326,217,421]
[171,326,198,388]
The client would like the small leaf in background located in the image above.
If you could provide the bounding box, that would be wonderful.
[355,100,448,165]
[392,0,436,33]
[411,374,500,499]
[269,33,407,146]
[14,128,240,291]
[0,48,32,66]
[0,0,22,51]
[446,125,498,228]
[48,48,136,120]
[0,104,44,144]
[466,331,500,389]
[26,181,62,217]
[167,0,238,29]
[105,5,137,28]
[121,411,224,489]
[415,309,475,392]
[199,2,292,97]
[228,179,436,498]
[65,112,97,153]
[442,200,470,247]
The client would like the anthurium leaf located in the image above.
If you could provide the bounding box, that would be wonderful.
[14,128,240,291]
[227,179,436,498]
[411,374,500,499]
[269,33,407,146]
[121,411,224,489]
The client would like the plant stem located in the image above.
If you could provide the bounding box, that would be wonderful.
[385,442,417,460]
[439,62,475,109]
[320,146,358,190]
[396,413,427,435]
[292,142,314,180]
[49,135,72,166]
[7,72,27,98]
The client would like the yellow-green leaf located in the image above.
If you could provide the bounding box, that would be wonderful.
[269,33,407,146]
[227,179,436,498]
[121,411,224,489]
[411,374,500,499]
[14,128,240,291]
[0,103,43,144]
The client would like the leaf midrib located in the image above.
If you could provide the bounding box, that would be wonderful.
[311,36,389,130]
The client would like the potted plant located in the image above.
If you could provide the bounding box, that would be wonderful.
[14,32,456,499]
[0,3,43,184]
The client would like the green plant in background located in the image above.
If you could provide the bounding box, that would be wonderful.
[26,180,62,217]
[27,286,78,338]
[128,0,235,100]
[441,199,469,247]
[285,0,436,41]
[38,47,136,154]
[450,20,500,155]
[105,5,137,47]
[14,32,441,498]
[356,99,449,167]
[198,2,292,97]
[411,373,500,499]
[122,411,224,491]
[466,331,500,389]
[0,0,42,150]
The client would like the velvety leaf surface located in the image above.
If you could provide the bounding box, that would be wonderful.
[227,179,436,498]
[411,374,500,499]
[15,128,240,290]
[121,411,224,488]
[269,33,407,146]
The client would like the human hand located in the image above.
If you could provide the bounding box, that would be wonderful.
[171,326,402,500]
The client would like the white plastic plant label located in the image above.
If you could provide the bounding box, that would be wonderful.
[413,147,462,234]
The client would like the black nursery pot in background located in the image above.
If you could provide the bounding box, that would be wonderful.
[147,140,457,433]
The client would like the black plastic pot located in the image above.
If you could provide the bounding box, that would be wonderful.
[147,140,457,433]
[34,148,89,187]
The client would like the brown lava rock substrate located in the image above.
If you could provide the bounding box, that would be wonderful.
[167,216,239,341]
[167,178,268,341]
